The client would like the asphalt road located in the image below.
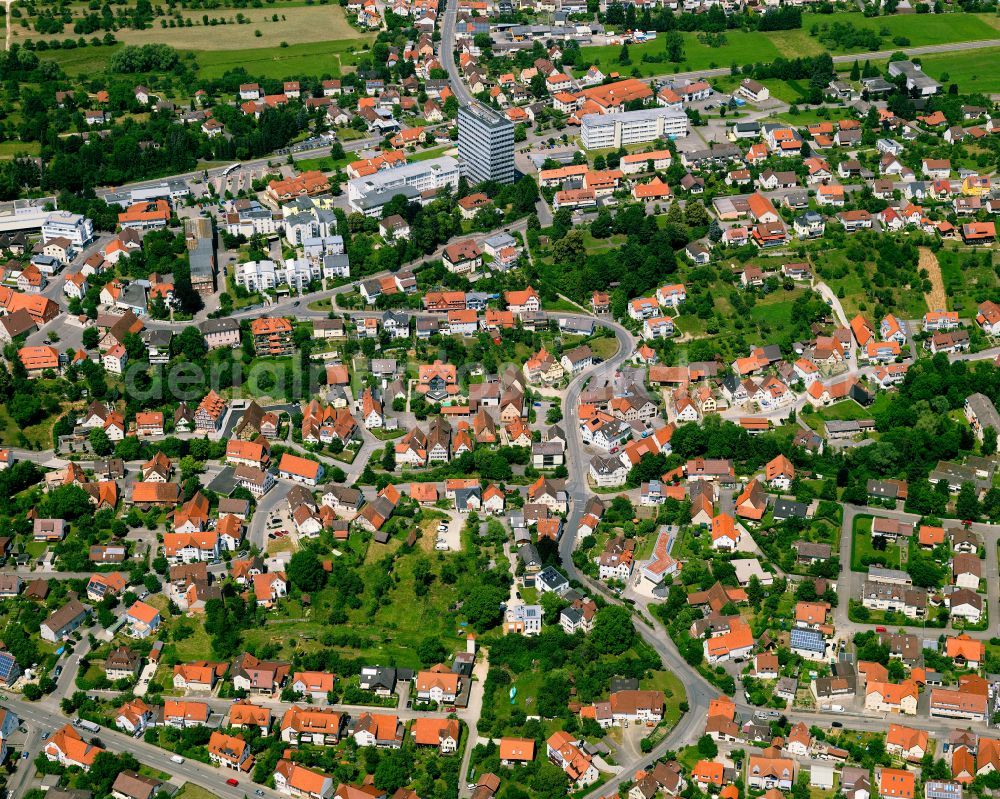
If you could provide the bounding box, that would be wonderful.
[3,693,273,799]
[96,134,381,202]
[440,0,474,107]
[540,316,733,798]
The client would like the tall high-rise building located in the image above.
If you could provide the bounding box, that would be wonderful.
[458,103,515,185]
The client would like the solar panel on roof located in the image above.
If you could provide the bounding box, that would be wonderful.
[0,652,19,681]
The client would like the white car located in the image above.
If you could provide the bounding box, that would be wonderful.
[434,543,449,551]
[437,524,449,533]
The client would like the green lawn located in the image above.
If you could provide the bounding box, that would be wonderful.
[803,395,892,433]
[712,75,818,106]
[589,335,622,360]
[0,404,61,449]
[409,145,456,162]
[634,531,659,561]
[937,246,998,318]
[803,399,876,429]
[774,106,856,125]
[242,540,476,668]
[750,288,804,327]
[809,240,928,320]
[583,232,627,254]
[294,154,351,173]
[0,141,41,158]
[644,669,686,728]
[167,620,214,662]
[24,541,48,558]
[544,297,589,314]
[173,784,217,799]
[851,513,902,572]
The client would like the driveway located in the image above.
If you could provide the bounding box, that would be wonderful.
[134,662,158,697]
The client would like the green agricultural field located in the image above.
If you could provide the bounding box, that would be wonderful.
[813,11,998,48]
[573,29,784,77]
[38,29,372,82]
[115,4,363,50]
[574,12,998,77]
[911,46,1000,93]
[194,38,372,80]
[38,44,124,78]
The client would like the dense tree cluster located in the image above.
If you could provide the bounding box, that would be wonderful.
[108,43,181,72]
[531,203,680,305]
[603,2,801,33]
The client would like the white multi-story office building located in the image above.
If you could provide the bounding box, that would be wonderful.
[458,102,515,184]
[42,211,94,247]
[347,156,461,216]
[580,108,689,150]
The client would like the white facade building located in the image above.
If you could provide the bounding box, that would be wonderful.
[347,157,461,216]
[42,211,94,247]
[580,109,689,150]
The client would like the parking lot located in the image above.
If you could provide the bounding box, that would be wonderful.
[263,505,302,553]
[433,513,463,552]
